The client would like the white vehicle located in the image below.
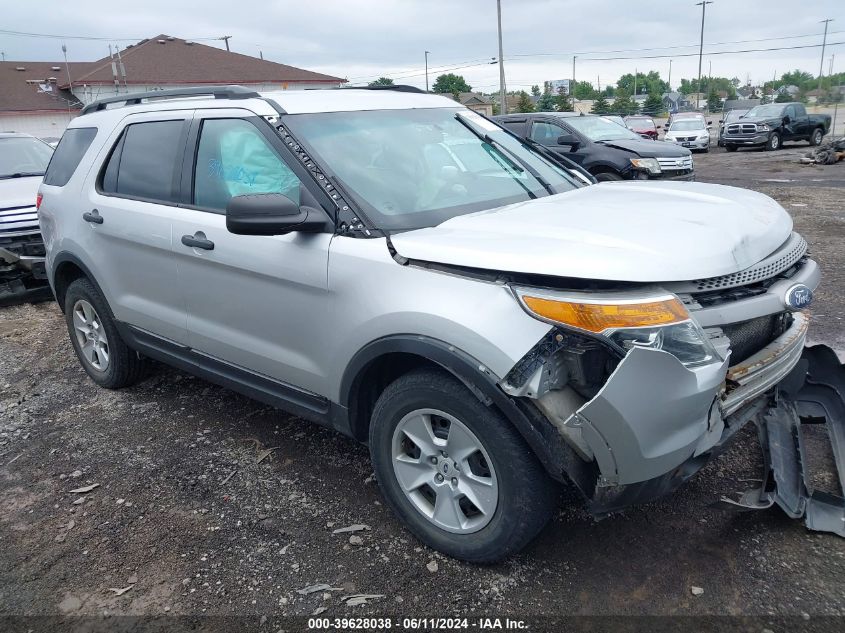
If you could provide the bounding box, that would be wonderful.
[38,86,844,561]
[665,118,711,152]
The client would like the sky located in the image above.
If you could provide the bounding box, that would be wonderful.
[1,0,842,93]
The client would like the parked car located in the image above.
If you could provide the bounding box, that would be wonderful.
[39,86,843,562]
[495,112,693,181]
[717,109,749,147]
[663,111,709,131]
[664,117,711,152]
[624,115,658,140]
[722,102,831,151]
[0,132,53,304]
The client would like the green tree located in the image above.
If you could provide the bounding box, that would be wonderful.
[432,73,471,94]
[611,89,638,115]
[368,77,394,87]
[531,84,541,97]
[555,86,573,112]
[537,83,556,111]
[515,90,535,113]
[572,80,597,100]
[591,92,611,115]
[617,71,669,99]
[641,92,664,116]
[706,87,722,113]
[774,91,793,103]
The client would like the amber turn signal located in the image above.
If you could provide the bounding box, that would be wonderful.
[521,295,689,333]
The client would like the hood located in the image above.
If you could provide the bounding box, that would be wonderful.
[0,176,41,210]
[391,181,793,283]
[734,115,778,125]
[595,137,689,158]
[665,129,707,139]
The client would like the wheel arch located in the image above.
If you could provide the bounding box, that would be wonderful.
[339,335,589,485]
[51,252,106,313]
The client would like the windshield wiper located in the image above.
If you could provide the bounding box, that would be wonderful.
[0,172,44,179]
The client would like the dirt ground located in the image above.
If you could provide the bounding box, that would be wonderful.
[2,142,845,627]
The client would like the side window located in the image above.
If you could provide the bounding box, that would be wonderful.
[193,118,301,213]
[794,103,806,117]
[43,128,97,187]
[101,120,185,203]
[530,121,565,146]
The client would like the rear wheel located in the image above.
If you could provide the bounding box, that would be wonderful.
[810,128,824,146]
[766,132,781,151]
[369,369,556,562]
[64,278,147,389]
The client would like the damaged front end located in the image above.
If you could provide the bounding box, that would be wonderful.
[501,280,845,537]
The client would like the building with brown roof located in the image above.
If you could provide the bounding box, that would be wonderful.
[1,35,345,138]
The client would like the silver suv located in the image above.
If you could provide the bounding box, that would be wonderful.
[39,86,844,561]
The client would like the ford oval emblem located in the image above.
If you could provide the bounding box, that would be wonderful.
[784,284,813,311]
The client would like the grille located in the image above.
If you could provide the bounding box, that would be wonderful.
[657,156,694,171]
[726,123,758,135]
[678,233,807,292]
[723,312,793,365]
[0,206,40,237]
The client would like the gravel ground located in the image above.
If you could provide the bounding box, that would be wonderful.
[1,143,844,625]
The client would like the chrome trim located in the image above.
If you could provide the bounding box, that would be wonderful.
[720,312,809,415]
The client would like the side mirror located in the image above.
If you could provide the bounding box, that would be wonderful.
[707,120,713,125]
[718,119,724,123]
[783,116,790,124]
[226,193,325,236]
[557,133,580,148]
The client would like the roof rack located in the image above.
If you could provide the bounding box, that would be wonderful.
[352,85,426,94]
[79,85,261,115]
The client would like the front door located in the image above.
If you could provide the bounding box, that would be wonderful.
[529,119,586,166]
[171,111,334,396]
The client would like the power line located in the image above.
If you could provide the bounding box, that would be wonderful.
[568,40,845,63]
[0,28,221,42]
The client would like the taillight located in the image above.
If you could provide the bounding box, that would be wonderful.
[36,193,43,210]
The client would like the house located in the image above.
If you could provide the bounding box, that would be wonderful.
[457,92,494,116]
[662,92,690,113]
[737,85,762,99]
[0,35,345,138]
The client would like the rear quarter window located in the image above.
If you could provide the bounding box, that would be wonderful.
[43,127,98,186]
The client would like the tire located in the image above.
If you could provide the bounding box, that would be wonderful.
[594,171,624,182]
[809,127,824,146]
[64,277,147,389]
[766,132,781,151]
[725,144,737,152]
[369,368,557,563]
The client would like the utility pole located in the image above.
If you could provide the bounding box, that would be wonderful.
[572,56,576,92]
[61,43,72,90]
[496,0,507,115]
[221,35,232,52]
[695,1,713,111]
[819,19,833,79]
[424,51,430,92]
[634,67,637,97]
[668,59,672,91]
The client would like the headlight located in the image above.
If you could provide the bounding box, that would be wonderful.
[630,158,661,174]
[757,123,770,132]
[513,288,721,368]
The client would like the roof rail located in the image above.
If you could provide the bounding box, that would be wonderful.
[354,85,426,94]
[79,85,261,115]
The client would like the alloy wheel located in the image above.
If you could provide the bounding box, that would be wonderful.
[72,299,110,371]
[391,408,498,534]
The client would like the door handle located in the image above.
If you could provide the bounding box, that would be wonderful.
[181,233,215,251]
[82,209,103,224]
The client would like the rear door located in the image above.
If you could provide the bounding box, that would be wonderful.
[84,112,190,344]
[171,109,334,396]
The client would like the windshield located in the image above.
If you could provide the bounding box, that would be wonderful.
[669,120,705,131]
[0,136,54,178]
[566,116,640,141]
[745,104,785,118]
[284,108,578,231]
[626,118,655,130]
[724,109,748,122]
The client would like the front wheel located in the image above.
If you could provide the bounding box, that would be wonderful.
[766,132,781,151]
[725,144,737,152]
[369,369,557,563]
[810,128,824,146]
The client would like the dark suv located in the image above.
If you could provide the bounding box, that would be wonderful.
[495,113,693,182]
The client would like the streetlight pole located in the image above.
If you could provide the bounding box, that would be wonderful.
[695,1,713,111]
[572,55,576,91]
[819,19,833,79]
[424,51,431,92]
[497,0,507,115]
[668,59,672,91]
